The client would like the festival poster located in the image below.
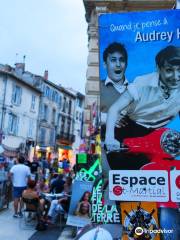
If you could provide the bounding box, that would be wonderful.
[75,153,101,182]
[67,180,93,227]
[121,202,160,240]
[91,176,121,224]
[99,9,180,239]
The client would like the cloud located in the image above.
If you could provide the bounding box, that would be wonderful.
[0,0,88,93]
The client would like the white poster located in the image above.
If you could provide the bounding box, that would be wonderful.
[109,170,169,201]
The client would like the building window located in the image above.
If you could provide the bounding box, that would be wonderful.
[42,104,48,121]
[77,129,80,137]
[52,91,58,103]
[77,98,82,108]
[79,112,82,121]
[61,116,65,132]
[11,84,22,105]
[28,119,34,138]
[57,114,61,128]
[68,100,72,114]
[67,119,71,133]
[40,128,46,143]
[31,95,36,110]
[58,95,62,108]
[8,113,19,135]
[49,129,55,146]
[76,111,78,120]
[52,109,56,124]
[62,97,66,112]
[45,86,50,98]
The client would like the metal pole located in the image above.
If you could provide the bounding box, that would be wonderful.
[0,74,7,132]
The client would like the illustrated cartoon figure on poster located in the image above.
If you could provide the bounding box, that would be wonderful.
[123,203,158,240]
[74,191,91,218]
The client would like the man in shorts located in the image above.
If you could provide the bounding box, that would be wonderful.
[10,156,31,218]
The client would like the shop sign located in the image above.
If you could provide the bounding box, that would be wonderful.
[109,170,169,202]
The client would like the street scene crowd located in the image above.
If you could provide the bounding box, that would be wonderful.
[0,154,78,235]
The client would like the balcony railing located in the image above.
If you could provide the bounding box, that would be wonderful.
[56,131,75,143]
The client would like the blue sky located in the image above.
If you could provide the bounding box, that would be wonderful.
[0,0,87,93]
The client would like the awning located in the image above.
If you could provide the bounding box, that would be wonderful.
[57,144,72,150]
[36,146,54,152]
[2,144,19,157]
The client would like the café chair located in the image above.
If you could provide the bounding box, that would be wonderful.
[19,197,39,229]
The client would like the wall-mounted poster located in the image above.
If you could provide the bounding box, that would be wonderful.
[75,154,101,182]
[99,9,180,172]
[121,202,160,240]
[91,176,121,224]
[99,9,180,239]
[67,180,93,227]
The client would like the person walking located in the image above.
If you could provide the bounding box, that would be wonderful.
[9,156,31,218]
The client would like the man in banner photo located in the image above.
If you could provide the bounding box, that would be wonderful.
[100,42,129,141]
[100,42,128,113]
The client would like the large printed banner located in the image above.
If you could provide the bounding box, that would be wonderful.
[99,9,180,239]
[99,9,180,194]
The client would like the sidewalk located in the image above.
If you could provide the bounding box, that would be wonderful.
[0,204,35,240]
[0,203,75,240]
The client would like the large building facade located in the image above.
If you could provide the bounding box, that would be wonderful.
[0,63,84,163]
[0,64,41,157]
[82,0,175,136]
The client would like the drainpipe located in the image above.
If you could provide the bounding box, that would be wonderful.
[0,74,7,135]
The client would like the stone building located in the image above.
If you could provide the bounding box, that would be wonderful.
[0,64,41,157]
[0,62,81,163]
[82,0,175,136]
[66,89,85,153]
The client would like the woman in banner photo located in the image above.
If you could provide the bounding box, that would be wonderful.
[105,45,180,152]
[74,191,91,219]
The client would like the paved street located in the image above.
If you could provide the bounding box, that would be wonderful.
[0,203,75,240]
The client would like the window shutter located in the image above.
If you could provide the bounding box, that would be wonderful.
[15,116,19,135]
[11,84,15,104]
[8,114,12,133]
[18,87,22,105]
